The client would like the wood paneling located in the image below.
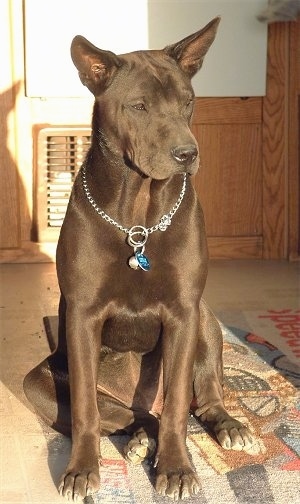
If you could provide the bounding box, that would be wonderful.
[192,97,263,258]
[192,22,297,260]
[207,237,263,260]
[262,23,289,259]
[0,241,56,263]
[193,122,262,238]
[193,97,262,124]
[288,20,300,260]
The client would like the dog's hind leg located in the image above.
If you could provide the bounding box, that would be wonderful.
[193,299,262,455]
[23,353,72,436]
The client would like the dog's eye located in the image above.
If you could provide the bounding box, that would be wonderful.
[132,103,147,111]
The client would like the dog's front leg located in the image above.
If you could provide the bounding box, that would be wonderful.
[58,306,102,501]
[155,315,200,500]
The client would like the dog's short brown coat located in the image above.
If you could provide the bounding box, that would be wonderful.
[24,18,257,501]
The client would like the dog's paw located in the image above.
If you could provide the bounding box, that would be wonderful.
[195,407,266,456]
[156,469,200,500]
[124,428,156,464]
[214,419,265,455]
[58,466,100,501]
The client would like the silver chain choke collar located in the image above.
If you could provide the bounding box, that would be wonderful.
[81,163,187,271]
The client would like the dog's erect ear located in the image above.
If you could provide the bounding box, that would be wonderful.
[164,17,220,77]
[71,36,122,95]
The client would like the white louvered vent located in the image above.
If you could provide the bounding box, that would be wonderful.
[35,127,91,241]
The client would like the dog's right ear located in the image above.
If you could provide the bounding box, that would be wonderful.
[71,36,122,95]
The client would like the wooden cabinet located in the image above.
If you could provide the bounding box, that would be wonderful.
[192,98,263,258]
[192,21,299,260]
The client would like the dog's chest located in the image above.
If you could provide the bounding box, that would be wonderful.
[102,311,162,353]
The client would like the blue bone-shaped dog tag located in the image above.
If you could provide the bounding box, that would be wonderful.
[136,252,150,271]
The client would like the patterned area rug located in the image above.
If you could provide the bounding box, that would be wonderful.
[44,318,300,504]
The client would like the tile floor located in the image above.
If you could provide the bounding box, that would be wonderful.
[0,260,299,503]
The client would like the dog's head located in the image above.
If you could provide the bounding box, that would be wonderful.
[71,18,220,180]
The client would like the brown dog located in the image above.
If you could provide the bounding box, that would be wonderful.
[24,17,256,501]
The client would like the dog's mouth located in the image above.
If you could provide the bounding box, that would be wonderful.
[123,156,149,179]
[185,159,200,176]
[123,154,199,180]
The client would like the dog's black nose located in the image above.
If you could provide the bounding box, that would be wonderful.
[171,144,198,165]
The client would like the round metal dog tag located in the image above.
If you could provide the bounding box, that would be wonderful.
[128,251,150,271]
[128,254,140,270]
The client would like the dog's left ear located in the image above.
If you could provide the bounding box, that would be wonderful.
[164,17,220,77]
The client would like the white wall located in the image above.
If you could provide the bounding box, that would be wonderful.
[24,0,268,97]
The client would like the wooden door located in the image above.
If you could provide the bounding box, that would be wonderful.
[192,98,262,259]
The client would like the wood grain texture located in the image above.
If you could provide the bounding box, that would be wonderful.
[0,241,55,263]
[207,237,262,260]
[262,23,289,259]
[193,123,262,237]
[288,20,300,260]
[0,86,20,249]
[193,97,262,124]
